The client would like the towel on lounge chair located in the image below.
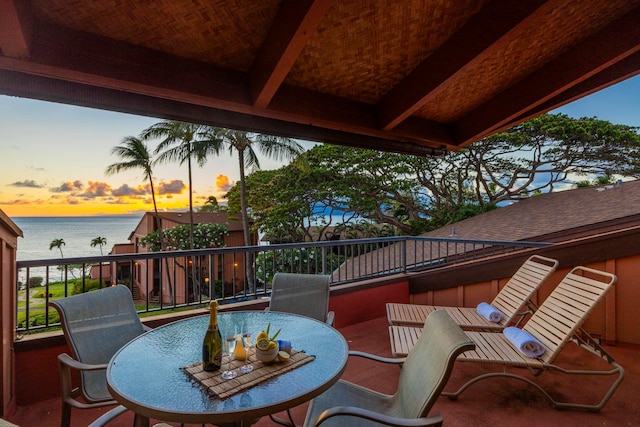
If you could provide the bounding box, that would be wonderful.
[503,326,546,358]
[476,302,503,323]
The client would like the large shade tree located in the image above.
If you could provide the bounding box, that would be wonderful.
[226,114,640,239]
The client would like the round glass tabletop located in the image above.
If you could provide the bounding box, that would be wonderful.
[107,311,348,425]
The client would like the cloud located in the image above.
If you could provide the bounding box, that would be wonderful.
[51,180,84,193]
[158,180,185,195]
[216,174,233,192]
[111,183,149,197]
[0,198,32,205]
[9,180,44,188]
[78,181,112,198]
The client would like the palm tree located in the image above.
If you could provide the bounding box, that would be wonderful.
[206,128,304,290]
[140,121,223,250]
[105,136,174,303]
[90,236,107,255]
[208,128,304,246]
[49,239,65,257]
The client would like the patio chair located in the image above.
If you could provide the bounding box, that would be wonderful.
[440,265,624,412]
[387,254,559,330]
[267,273,335,326]
[266,273,335,426]
[49,285,151,427]
[303,309,475,427]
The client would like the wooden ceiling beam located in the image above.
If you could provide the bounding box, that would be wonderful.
[0,69,446,157]
[454,7,640,146]
[0,0,33,58]
[249,0,332,108]
[0,20,453,148]
[377,0,549,131]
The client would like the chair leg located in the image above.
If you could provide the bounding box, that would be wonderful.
[60,400,71,427]
[269,409,297,427]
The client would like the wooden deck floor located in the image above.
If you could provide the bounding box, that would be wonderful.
[7,316,640,427]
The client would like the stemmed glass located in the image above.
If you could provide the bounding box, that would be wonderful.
[221,335,238,380]
[240,333,253,373]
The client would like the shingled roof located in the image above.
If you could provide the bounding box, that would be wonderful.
[424,179,640,242]
[333,179,640,281]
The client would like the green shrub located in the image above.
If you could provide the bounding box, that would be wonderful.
[72,278,108,295]
[29,276,44,288]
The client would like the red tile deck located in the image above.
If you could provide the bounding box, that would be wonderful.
[8,316,640,427]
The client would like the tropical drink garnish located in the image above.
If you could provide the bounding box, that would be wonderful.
[256,322,282,352]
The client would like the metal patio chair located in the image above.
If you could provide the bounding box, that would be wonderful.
[268,273,334,326]
[49,285,150,427]
[304,310,475,427]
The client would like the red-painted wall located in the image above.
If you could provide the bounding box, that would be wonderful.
[15,344,66,405]
[329,281,409,328]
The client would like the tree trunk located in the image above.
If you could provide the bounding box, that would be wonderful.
[238,149,255,290]
[150,179,174,305]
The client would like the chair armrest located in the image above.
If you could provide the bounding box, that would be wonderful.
[326,311,335,327]
[313,406,443,427]
[87,405,129,427]
[58,353,108,372]
[348,350,406,365]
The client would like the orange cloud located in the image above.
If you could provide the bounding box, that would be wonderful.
[51,180,84,193]
[80,181,112,198]
[216,174,233,192]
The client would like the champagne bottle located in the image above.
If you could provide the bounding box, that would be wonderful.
[202,300,223,371]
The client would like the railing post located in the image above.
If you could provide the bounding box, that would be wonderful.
[322,246,327,275]
[402,238,407,274]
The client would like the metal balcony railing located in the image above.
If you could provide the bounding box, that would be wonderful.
[16,236,551,333]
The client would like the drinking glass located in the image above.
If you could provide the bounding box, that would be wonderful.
[221,336,237,380]
[240,333,253,373]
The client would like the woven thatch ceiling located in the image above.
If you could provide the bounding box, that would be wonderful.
[1,0,639,155]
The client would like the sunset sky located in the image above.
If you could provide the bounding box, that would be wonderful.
[1,75,639,217]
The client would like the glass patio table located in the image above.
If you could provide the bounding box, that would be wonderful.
[107,310,349,427]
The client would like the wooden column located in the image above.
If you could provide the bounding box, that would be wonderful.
[0,210,22,417]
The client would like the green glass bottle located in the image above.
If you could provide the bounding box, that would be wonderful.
[202,300,223,371]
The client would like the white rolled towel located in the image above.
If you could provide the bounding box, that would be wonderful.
[476,302,503,323]
[503,326,546,358]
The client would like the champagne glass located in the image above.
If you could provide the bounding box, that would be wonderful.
[221,335,237,380]
[240,333,253,373]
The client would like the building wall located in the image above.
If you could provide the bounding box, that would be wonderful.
[128,214,256,304]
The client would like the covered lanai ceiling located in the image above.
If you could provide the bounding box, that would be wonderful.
[0,0,639,156]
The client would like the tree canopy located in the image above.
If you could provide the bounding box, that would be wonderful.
[139,223,229,252]
[224,114,640,241]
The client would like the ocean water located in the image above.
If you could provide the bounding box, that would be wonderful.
[12,215,142,261]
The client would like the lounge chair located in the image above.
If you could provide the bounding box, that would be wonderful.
[303,309,475,427]
[267,272,335,326]
[49,285,151,427]
[387,254,559,330]
[439,266,623,412]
